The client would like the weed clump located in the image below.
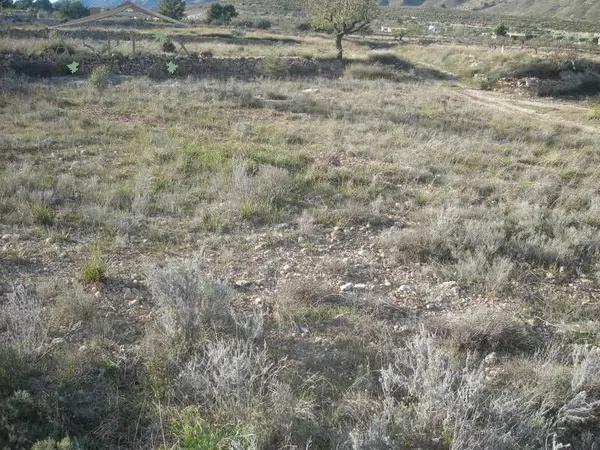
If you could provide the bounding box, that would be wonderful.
[89,65,111,93]
[30,202,55,226]
[81,243,106,284]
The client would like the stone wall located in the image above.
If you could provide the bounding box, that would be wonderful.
[0,52,343,80]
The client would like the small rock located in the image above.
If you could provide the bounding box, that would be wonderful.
[483,352,498,366]
[51,337,65,346]
[397,284,412,293]
[94,291,101,299]
[330,314,348,326]
[353,283,367,290]
[340,282,353,292]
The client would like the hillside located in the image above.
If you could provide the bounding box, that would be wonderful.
[394,0,600,21]
[77,0,600,22]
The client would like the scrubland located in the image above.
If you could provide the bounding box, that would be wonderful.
[1,23,600,450]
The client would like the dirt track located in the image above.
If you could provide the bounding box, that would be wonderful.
[457,88,599,134]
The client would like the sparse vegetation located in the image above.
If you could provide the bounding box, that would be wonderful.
[1,5,600,449]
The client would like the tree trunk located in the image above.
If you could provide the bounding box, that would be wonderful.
[335,33,344,61]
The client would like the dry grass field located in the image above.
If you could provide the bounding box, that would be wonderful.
[1,9,600,450]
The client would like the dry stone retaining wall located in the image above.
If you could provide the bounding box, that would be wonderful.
[1,52,343,79]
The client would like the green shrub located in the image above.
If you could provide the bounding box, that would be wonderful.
[235,19,254,28]
[31,202,55,226]
[162,40,176,53]
[89,65,111,93]
[255,19,271,29]
[296,22,311,32]
[81,243,106,283]
[348,64,399,81]
[55,0,89,20]
[206,3,237,24]
[170,407,255,450]
[261,55,288,78]
[493,22,508,37]
[590,109,600,120]
[158,0,185,20]
[31,437,79,450]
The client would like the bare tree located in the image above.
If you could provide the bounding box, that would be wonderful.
[306,0,379,61]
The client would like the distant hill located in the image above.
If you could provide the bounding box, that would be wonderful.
[392,0,600,21]
[79,0,600,22]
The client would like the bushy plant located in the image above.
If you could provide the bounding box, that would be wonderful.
[31,437,79,450]
[30,201,55,226]
[161,40,176,53]
[149,260,233,343]
[206,3,237,24]
[89,65,111,93]
[493,22,508,37]
[296,22,312,32]
[55,0,89,20]
[178,338,279,414]
[261,55,289,78]
[255,19,271,29]
[81,243,106,283]
[159,0,185,20]
[0,285,47,355]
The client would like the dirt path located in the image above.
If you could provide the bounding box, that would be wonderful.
[457,88,599,134]
[413,58,598,134]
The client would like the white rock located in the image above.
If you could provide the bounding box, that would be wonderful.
[483,352,498,366]
[340,282,354,292]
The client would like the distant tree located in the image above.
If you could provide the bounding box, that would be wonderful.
[306,0,379,61]
[159,0,186,20]
[206,3,238,24]
[493,22,508,37]
[12,0,34,9]
[1,0,13,8]
[56,0,89,19]
[33,0,53,11]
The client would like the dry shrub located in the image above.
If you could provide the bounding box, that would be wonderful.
[429,308,539,354]
[274,280,342,323]
[0,285,47,355]
[178,338,279,415]
[149,260,233,344]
